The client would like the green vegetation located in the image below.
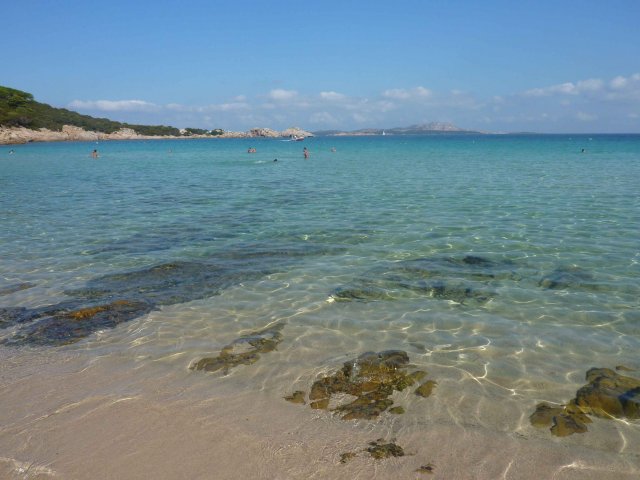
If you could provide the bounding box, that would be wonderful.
[0,85,222,137]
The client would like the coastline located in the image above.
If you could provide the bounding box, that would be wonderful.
[0,125,313,145]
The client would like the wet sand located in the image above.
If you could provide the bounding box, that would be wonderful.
[1,346,638,480]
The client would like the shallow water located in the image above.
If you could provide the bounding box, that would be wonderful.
[1,135,639,478]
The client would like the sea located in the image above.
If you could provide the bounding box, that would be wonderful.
[1,134,639,478]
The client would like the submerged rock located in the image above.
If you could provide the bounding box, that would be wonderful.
[575,368,640,419]
[2,242,334,346]
[416,464,436,475]
[415,380,437,398]
[284,391,306,404]
[0,282,35,296]
[331,254,511,305]
[367,439,405,459]
[339,452,357,464]
[339,439,405,464]
[4,300,154,346]
[68,260,273,306]
[190,323,284,375]
[306,350,432,420]
[530,367,640,437]
[539,265,600,291]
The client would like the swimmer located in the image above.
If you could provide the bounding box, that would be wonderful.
[330,147,336,152]
[303,146,309,159]
[91,149,99,158]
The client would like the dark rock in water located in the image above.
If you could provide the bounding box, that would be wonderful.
[367,439,405,459]
[529,402,566,428]
[68,261,273,306]
[4,300,154,346]
[550,412,590,437]
[307,350,432,420]
[0,307,43,329]
[1,300,97,330]
[539,265,599,291]
[0,283,35,296]
[1,243,338,346]
[416,464,436,475]
[339,439,406,463]
[415,380,437,398]
[330,254,516,304]
[190,323,284,375]
[339,452,357,464]
[331,285,394,301]
[530,367,640,437]
[575,368,640,419]
[284,391,306,404]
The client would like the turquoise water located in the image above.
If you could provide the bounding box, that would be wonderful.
[1,135,640,470]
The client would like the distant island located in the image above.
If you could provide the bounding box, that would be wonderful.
[0,86,312,145]
[313,123,483,136]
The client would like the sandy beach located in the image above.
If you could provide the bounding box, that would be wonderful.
[1,337,638,480]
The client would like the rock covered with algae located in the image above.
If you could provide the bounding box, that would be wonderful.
[330,254,514,305]
[306,350,432,420]
[190,323,284,375]
[366,438,405,459]
[284,391,306,404]
[3,300,154,346]
[339,438,405,463]
[1,242,338,346]
[530,367,640,437]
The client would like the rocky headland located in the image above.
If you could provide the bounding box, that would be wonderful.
[0,125,313,145]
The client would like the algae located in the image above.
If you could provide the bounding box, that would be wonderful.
[367,439,405,459]
[530,367,640,437]
[0,282,35,296]
[416,464,436,475]
[415,380,437,398]
[4,300,153,346]
[190,323,284,375]
[284,391,306,405]
[339,452,357,464]
[307,351,433,420]
[331,254,510,304]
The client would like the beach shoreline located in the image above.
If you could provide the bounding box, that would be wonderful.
[0,345,638,480]
[0,125,313,145]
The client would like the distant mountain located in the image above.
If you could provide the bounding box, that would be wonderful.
[313,122,482,136]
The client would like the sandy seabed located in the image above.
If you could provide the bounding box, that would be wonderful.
[0,345,638,480]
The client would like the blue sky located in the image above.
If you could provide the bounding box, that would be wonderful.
[3,0,640,132]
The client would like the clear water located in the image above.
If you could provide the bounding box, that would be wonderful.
[1,135,640,468]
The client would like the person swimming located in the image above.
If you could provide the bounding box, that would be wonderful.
[303,147,309,159]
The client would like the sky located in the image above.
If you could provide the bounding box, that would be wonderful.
[2,0,640,133]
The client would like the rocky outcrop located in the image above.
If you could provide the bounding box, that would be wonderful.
[0,125,313,144]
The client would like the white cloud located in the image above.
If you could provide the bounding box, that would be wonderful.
[382,86,432,100]
[524,78,605,97]
[319,91,346,101]
[268,89,298,101]
[69,99,159,112]
[414,86,432,97]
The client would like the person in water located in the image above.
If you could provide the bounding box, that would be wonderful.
[247,147,256,153]
[91,149,99,158]
[303,147,309,159]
